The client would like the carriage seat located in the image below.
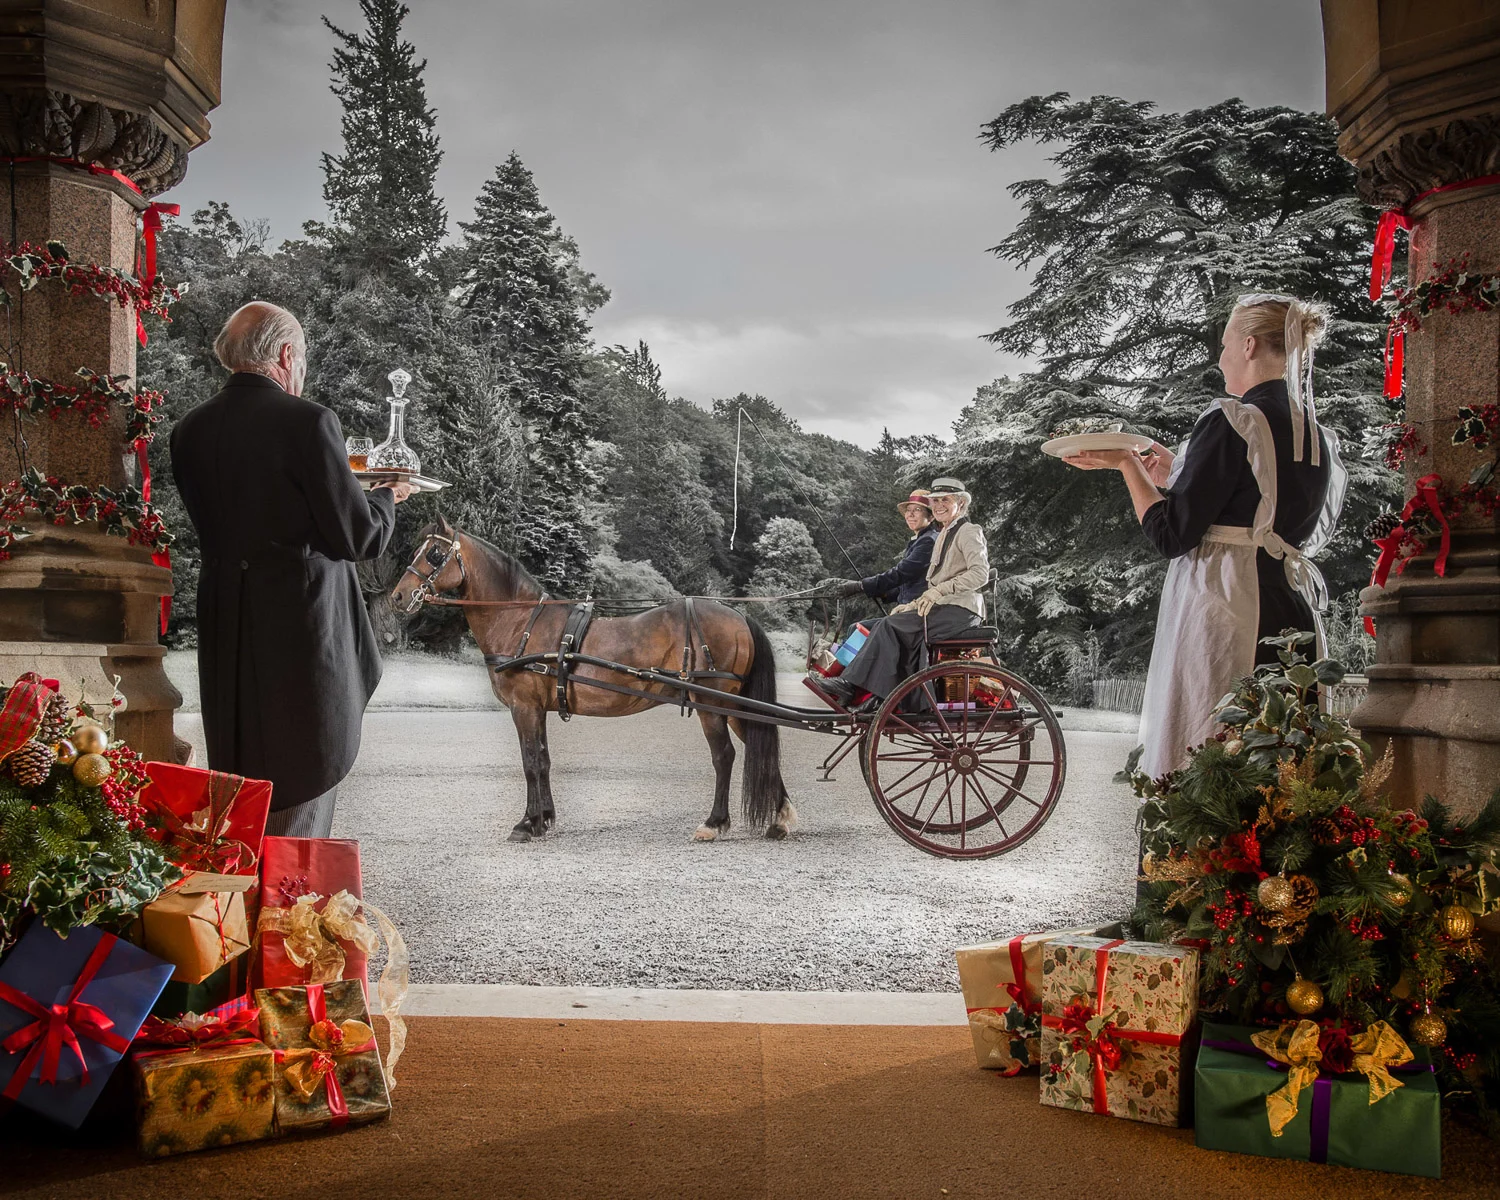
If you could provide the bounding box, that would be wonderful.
[929,625,999,646]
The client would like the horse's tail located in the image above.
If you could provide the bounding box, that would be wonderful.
[741,617,790,829]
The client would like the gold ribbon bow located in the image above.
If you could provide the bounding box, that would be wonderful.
[280,1016,377,1102]
[1250,1019,1414,1137]
[967,1009,1011,1058]
[257,891,411,1087]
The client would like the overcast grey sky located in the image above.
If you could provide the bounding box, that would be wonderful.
[177,0,1326,445]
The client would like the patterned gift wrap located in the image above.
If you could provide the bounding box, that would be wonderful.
[256,979,390,1132]
[133,1037,276,1157]
[1038,935,1199,1126]
[956,924,1125,1073]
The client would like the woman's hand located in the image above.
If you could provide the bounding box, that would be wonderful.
[1062,449,1133,471]
[1140,442,1174,487]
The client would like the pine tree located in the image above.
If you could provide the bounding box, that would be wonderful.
[454,152,606,591]
[748,517,826,628]
[320,0,446,280]
[928,95,1402,690]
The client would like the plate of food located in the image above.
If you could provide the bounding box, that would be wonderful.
[1041,417,1153,460]
[352,470,449,493]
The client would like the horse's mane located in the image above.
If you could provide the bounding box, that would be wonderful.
[421,522,545,598]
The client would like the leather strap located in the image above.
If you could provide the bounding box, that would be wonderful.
[555,601,597,721]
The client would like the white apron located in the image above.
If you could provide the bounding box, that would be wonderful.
[1136,398,1346,779]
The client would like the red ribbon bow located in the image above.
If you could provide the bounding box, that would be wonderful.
[1040,939,1184,1115]
[1364,473,1451,637]
[1002,933,1041,1014]
[132,1007,262,1061]
[0,933,131,1102]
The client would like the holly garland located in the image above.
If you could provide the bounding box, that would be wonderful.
[0,238,182,323]
[1125,633,1500,1113]
[0,363,164,449]
[0,467,172,559]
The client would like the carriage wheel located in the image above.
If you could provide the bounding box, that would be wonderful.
[863,662,1066,859]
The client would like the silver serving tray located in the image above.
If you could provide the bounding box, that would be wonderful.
[353,470,449,493]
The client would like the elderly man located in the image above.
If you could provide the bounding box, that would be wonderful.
[815,478,989,710]
[170,302,413,837]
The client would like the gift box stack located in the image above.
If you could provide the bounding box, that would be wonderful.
[0,733,408,1159]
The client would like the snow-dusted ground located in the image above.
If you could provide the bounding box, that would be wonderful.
[167,650,1141,991]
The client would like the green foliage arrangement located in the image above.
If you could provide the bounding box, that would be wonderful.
[1126,633,1500,1118]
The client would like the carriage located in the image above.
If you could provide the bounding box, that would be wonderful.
[393,524,1067,860]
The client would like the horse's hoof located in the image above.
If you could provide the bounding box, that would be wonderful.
[693,824,719,841]
[765,824,789,841]
[542,814,556,832]
[508,826,534,843]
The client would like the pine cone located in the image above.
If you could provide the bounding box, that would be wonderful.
[37,692,70,744]
[1364,511,1401,543]
[7,739,56,788]
[1311,816,1341,845]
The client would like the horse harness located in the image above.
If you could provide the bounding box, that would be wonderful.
[483,596,741,721]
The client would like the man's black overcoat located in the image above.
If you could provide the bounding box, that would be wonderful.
[170,373,397,810]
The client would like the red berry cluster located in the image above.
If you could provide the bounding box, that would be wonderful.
[1207,888,1254,931]
[1382,422,1427,470]
[1316,805,1382,847]
[100,742,150,830]
[0,469,172,560]
[0,240,180,321]
[1345,916,1386,941]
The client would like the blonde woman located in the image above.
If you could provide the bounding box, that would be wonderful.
[1064,295,1347,778]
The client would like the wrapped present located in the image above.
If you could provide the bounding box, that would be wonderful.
[131,1005,276,1156]
[151,956,247,1019]
[140,887,252,984]
[140,763,273,879]
[1195,1020,1440,1178]
[955,923,1124,1074]
[256,838,367,989]
[1038,935,1199,1126]
[256,980,391,1132]
[0,924,174,1128]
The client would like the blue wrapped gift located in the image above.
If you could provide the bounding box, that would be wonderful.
[834,624,870,667]
[0,923,174,1128]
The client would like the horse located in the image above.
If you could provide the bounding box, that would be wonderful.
[389,518,797,844]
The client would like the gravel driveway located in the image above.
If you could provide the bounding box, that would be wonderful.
[173,657,1141,993]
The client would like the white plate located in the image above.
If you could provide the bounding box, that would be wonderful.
[1041,431,1153,459]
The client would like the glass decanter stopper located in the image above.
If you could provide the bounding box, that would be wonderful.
[371,367,421,472]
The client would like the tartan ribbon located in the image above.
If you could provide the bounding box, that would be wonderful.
[273,983,375,1128]
[1040,938,1183,1115]
[132,1007,262,1060]
[151,770,254,875]
[0,672,55,763]
[0,933,130,1102]
[1364,473,1451,637]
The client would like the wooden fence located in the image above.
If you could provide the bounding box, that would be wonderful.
[1090,675,1368,718]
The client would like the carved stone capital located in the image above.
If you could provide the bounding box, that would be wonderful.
[1355,111,1500,209]
[0,87,187,197]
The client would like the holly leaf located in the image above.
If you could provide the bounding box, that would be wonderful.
[1286,663,1319,690]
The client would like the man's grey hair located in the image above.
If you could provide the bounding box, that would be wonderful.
[213,302,306,374]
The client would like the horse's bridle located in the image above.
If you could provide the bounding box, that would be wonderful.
[398,532,466,614]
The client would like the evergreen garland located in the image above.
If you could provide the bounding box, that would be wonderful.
[1123,632,1500,1118]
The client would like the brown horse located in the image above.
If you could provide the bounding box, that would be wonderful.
[389,518,796,843]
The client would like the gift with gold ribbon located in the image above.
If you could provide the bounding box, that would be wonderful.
[255,979,390,1133]
[1037,935,1200,1127]
[255,837,368,988]
[129,1007,275,1157]
[1195,1020,1439,1178]
[955,924,1123,1074]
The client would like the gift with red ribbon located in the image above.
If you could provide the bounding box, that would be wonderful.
[256,979,390,1132]
[1363,473,1452,637]
[140,885,253,985]
[130,1003,276,1156]
[956,923,1124,1074]
[1038,935,1200,1126]
[0,923,173,1128]
[139,762,274,880]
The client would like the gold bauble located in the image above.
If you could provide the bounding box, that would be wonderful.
[71,753,113,788]
[1257,875,1296,912]
[1440,904,1477,941]
[71,723,108,756]
[1408,1011,1447,1048]
[1387,873,1413,907]
[1285,976,1324,1016]
[52,738,77,765]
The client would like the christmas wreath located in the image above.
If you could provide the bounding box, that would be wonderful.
[1124,633,1500,1112]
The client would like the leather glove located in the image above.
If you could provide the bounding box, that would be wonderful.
[838,579,866,598]
[914,589,941,617]
[888,601,917,616]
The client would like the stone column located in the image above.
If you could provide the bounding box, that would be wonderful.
[0,2,225,762]
[1321,3,1500,816]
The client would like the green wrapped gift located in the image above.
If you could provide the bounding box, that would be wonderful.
[1194,1021,1440,1179]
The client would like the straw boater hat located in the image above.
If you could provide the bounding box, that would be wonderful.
[896,489,933,516]
[928,477,971,503]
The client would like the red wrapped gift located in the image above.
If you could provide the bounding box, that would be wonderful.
[140,764,273,878]
[254,838,368,991]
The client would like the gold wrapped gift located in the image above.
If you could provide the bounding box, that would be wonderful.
[141,889,252,984]
[132,1015,275,1157]
[256,979,391,1133]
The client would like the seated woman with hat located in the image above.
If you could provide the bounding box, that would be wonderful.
[816,478,989,709]
[828,489,938,607]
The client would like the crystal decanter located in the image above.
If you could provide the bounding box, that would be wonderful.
[370,367,421,473]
